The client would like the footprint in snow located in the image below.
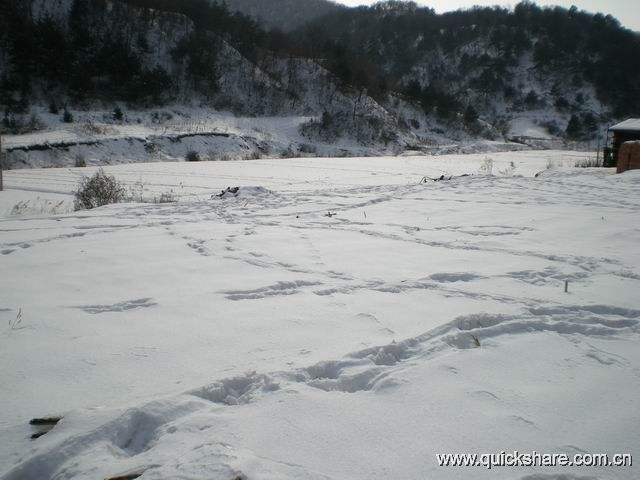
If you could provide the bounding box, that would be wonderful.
[222,280,321,301]
[584,350,625,367]
[429,272,483,283]
[470,390,500,401]
[72,298,157,314]
[509,415,536,426]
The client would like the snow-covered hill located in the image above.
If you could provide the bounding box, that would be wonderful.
[2,0,633,169]
[1,152,638,479]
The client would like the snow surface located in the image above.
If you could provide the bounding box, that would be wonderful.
[609,119,640,132]
[508,117,554,140]
[0,151,639,479]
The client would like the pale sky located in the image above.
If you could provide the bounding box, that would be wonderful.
[336,0,640,31]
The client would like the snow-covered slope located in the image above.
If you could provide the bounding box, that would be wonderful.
[0,152,638,479]
[403,42,607,143]
[3,102,546,170]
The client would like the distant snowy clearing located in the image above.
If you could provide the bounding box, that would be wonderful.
[1,151,638,480]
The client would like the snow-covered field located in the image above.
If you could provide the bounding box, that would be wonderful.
[1,151,639,480]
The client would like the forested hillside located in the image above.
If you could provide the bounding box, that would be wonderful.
[226,0,343,32]
[0,0,274,106]
[310,2,640,117]
[1,0,639,149]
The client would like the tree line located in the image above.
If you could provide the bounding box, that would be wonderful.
[1,0,638,122]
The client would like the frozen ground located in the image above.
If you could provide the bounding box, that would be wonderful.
[0,151,638,479]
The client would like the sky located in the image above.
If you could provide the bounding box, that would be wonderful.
[336,0,640,31]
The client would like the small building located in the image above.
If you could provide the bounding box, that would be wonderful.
[605,119,640,167]
[617,141,640,174]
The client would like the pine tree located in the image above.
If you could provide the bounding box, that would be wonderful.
[113,106,124,122]
[63,108,74,123]
[566,115,582,139]
[464,105,479,125]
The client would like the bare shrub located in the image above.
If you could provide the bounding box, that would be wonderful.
[280,147,296,158]
[78,120,112,136]
[74,153,87,168]
[144,142,159,154]
[499,161,516,176]
[479,157,494,175]
[74,169,126,210]
[27,113,44,132]
[63,108,74,123]
[155,191,177,203]
[576,158,604,168]
[124,179,176,204]
[10,199,67,216]
[127,179,146,202]
[207,151,234,161]
[9,308,24,330]
[299,143,316,154]
[1,112,44,134]
[185,150,201,162]
[243,151,262,160]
